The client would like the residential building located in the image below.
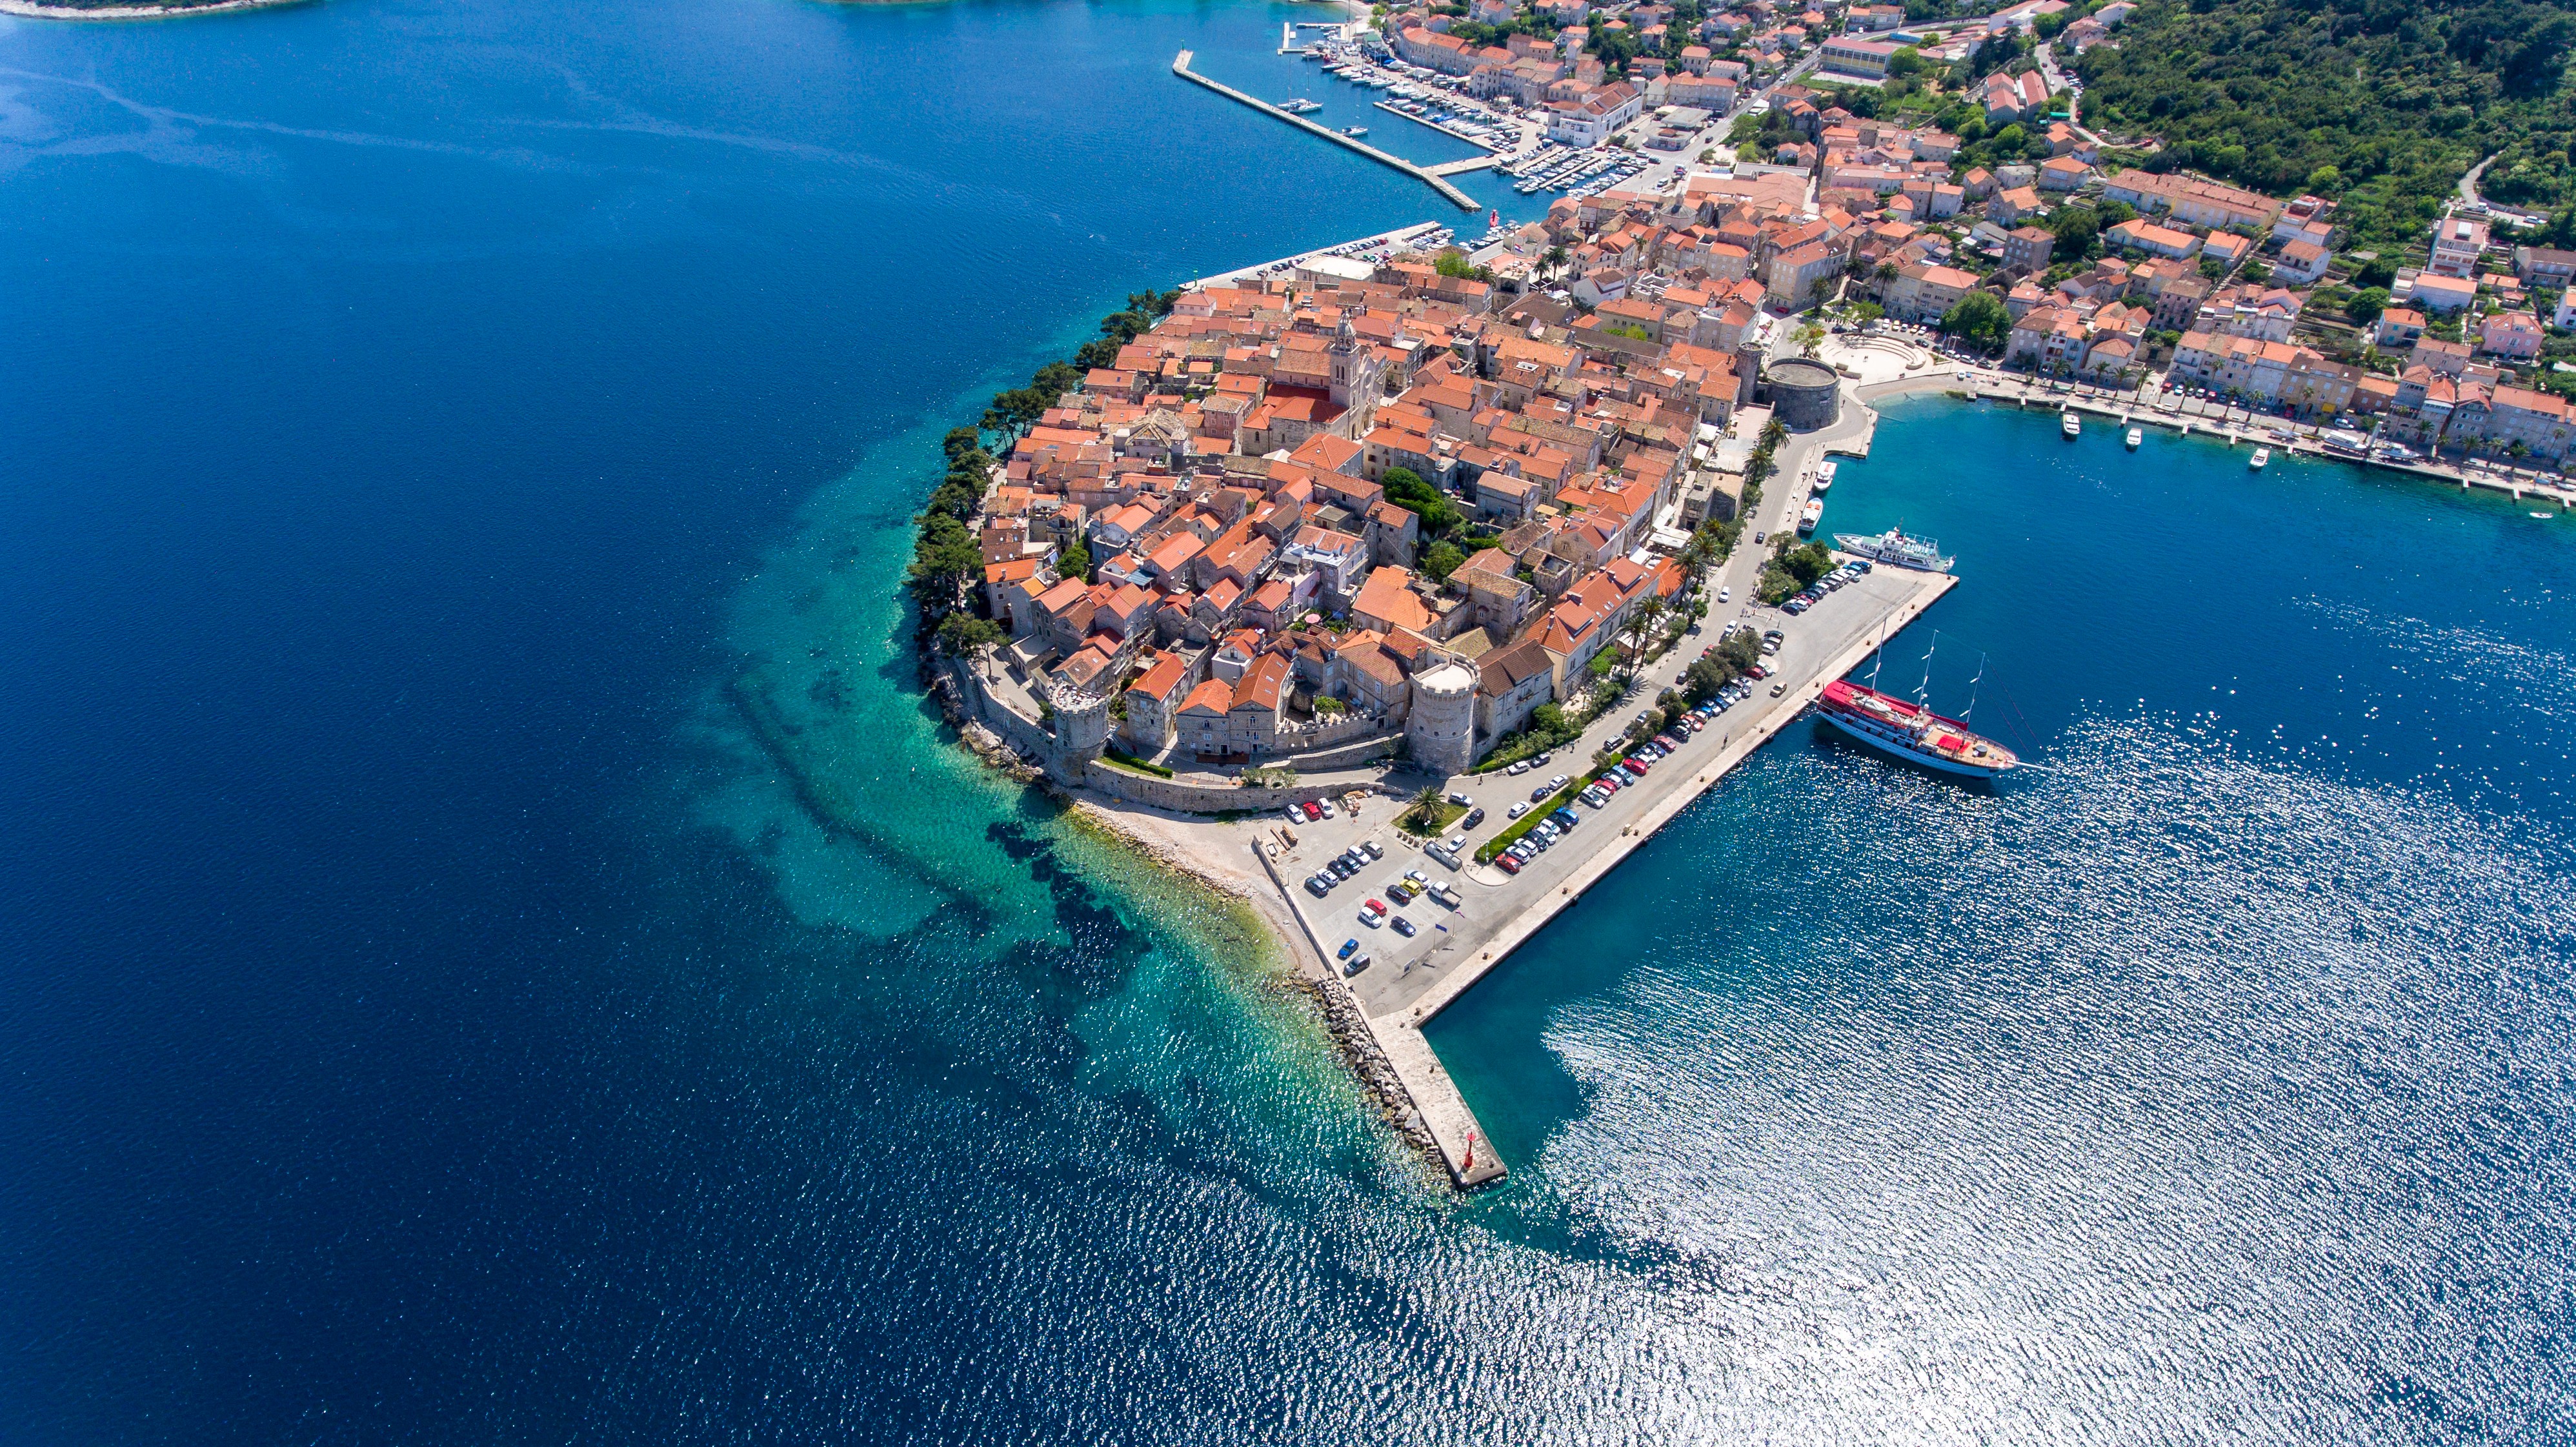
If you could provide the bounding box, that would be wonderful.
[2428,212,2491,279]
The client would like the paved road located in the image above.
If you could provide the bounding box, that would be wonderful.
[1265,395,1895,1012]
[1267,558,1938,1018]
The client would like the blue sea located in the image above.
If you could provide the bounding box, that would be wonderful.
[3,2,2572,1441]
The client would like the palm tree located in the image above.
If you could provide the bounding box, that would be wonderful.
[1406,784,1444,833]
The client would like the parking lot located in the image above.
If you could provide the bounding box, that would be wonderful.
[1263,562,1949,1021]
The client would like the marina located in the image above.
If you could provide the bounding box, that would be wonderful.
[1169,50,1480,211]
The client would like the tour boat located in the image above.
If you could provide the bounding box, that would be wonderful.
[2062,410,2082,439]
[2249,446,2271,471]
[1798,498,1824,534]
[1343,125,1369,136]
[1811,459,1836,493]
[2125,425,2143,450]
[1816,680,2019,780]
[1832,526,1953,573]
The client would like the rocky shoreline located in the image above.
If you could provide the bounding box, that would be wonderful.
[927,663,1447,1177]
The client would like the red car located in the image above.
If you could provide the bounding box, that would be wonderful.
[1496,854,1522,874]
[1300,800,1323,822]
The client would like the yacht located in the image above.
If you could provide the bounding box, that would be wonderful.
[1342,125,1369,137]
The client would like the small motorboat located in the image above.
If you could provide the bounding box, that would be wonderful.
[2249,447,2271,471]
[2062,410,2082,440]
[2125,425,2143,450]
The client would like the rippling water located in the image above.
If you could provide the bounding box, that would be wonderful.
[5,1,2573,1437]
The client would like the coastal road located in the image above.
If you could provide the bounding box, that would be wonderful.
[1268,539,1942,1021]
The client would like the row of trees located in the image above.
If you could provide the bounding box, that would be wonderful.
[916,290,1183,656]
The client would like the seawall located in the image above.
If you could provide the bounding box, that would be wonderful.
[1172,50,1480,212]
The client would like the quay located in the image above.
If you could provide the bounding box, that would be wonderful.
[1171,50,1480,212]
[1185,220,1448,290]
[1966,380,2576,507]
[1252,562,1953,1189]
[1242,397,1947,1189]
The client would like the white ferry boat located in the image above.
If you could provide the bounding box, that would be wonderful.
[1831,527,1953,573]
[2249,446,2271,470]
[1798,498,1824,534]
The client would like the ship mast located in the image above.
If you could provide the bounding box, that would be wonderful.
[1915,630,1938,707]
[1867,618,1886,691]
[1964,653,1986,725]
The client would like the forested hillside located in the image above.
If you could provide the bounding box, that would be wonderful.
[2077,0,2576,250]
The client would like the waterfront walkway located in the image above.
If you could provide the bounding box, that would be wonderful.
[1171,51,1480,211]
[1247,396,1945,1188]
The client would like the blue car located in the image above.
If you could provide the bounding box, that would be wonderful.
[1338,938,1360,960]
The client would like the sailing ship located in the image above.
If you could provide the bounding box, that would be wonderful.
[1816,634,2018,780]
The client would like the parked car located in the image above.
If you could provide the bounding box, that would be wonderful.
[1361,840,1384,860]
[1317,798,1335,818]
[1307,876,1331,897]
[1507,801,1530,820]
[1300,800,1322,822]
[1285,806,1305,825]
[1547,774,1568,791]
[1461,807,1485,829]
[1342,953,1371,977]
[1337,938,1360,960]
[1360,901,1386,926]
[1497,853,1522,875]
[1391,915,1417,937]
[1530,784,1553,803]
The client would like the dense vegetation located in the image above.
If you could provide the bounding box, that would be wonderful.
[2078,0,2576,250]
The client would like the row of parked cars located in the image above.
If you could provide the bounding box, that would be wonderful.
[1283,797,1338,825]
[1336,871,1463,976]
[1780,558,1871,616]
[1303,837,1383,898]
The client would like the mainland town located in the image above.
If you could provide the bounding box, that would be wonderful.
[901,0,2576,1184]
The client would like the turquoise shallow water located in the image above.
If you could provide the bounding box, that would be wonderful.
[3,0,2574,1437]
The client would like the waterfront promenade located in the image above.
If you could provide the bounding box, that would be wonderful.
[1171,50,1480,211]
[1234,400,1942,1188]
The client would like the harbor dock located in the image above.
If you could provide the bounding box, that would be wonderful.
[1171,50,1480,211]
[1245,383,1950,1189]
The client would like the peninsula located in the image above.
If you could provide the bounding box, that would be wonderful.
[893,185,1978,1189]
[0,0,314,17]
[887,0,2576,1187]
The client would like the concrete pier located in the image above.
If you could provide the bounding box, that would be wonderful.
[1172,50,1480,211]
[1260,558,1955,1188]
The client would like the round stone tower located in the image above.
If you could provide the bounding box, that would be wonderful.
[1045,682,1112,785]
[1405,657,1478,780]
[1762,356,1843,430]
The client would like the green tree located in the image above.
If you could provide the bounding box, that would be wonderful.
[2346,286,2391,325]
[1939,289,2013,350]
[1421,539,1467,582]
[1056,538,1091,582]
[934,612,1006,655]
